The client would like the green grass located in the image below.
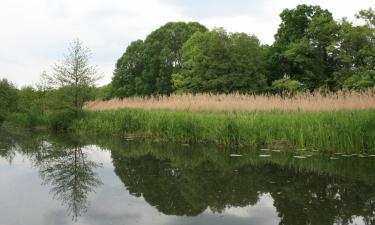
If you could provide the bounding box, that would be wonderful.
[70,109,375,153]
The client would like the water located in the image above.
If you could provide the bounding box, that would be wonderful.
[0,128,374,225]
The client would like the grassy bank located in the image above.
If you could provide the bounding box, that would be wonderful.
[3,108,374,153]
[70,109,375,153]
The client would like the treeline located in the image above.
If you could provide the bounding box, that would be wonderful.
[0,78,97,128]
[108,4,375,98]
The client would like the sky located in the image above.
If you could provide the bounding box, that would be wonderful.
[0,0,374,87]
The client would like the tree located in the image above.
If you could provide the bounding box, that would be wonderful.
[172,29,266,93]
[0,79,18,123]
[267,5,339,90]
[112,40,145,98]
[357,8,375,28]
[272,77,303,95]
[112,22,207,97]
[333,11,375,89]
[47,39,101,113]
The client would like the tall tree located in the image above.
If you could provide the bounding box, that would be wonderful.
[172,29,266,93]
[267,5,338,90]
[0,79,18,123]
[112,40,145,98]
[333,10,375,90]
[112,22,207,97]
[47,39,101,112]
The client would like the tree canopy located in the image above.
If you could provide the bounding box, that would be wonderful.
[172,29,266,93]
[110,6,375,97]
[112,22,208,98]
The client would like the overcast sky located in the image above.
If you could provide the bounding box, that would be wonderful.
[0,0,374,87]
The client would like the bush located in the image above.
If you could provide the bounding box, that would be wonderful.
[343,71,375,90]
[45,110,78,131]
[0,112,5,125]
[2,112,43,128]
[272,78,303,95]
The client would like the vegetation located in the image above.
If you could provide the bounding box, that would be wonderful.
[0,79,18,123]
[172,29,266,93]
[1,5,374,154]
[84,91,375,112]
[45,39,101,113]
[111,5,375,98]
[69,109,375,153]
[111,22,207,97]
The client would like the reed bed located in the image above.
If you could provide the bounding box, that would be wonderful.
[84,91,375,112]
[71,109,375,153]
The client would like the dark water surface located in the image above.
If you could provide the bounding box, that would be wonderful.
[0,128,374,225]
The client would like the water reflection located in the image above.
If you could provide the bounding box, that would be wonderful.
[0,128,374,225]
[37,144,102,221]
[0,129,102,221]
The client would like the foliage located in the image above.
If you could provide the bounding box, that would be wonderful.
[343,70,375,90]
[267,5,340,90]
[272,77,303,94]
[112,22,207,97]
[109,6,375,95]
[45,39,101,112]
[45,110,79,131]
[71,109,375,153]
[94,84,113,100]
[172,29,266,93]
[0,79,18,123]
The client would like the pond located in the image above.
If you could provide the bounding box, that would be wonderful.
[0,128,374,225]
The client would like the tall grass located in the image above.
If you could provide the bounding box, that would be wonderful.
[71,109,375,153]
[84,90,375,112]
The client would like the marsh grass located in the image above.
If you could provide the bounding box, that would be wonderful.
[71,109,375,153]
[84,90,375,112]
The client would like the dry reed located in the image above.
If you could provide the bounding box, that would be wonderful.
[85,91,375,112]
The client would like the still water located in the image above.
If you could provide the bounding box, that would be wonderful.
[0,128,374,225]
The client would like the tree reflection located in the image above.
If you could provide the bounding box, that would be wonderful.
[36,141,102,221]
[110,143,375,225]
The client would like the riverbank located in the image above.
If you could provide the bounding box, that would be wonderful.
[71,109,375,153]
[3,109,375,153]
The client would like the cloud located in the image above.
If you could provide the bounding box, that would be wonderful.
[0,0,374,86]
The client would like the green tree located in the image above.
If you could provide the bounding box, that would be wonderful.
[357,8,375,28]
[173,29,266,93]
[332,12,375,90]
[112,40,145,98]
[267,5,339,90]
[272,77,303,95]
[0,79,18,123]
[46,39,101,113]
[112,22,207,97]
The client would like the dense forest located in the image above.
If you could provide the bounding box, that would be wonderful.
[108,4,375,98]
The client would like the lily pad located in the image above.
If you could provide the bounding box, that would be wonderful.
[230,154,243,157]
[293,156,307,159]
[330,157,339,160]
[259,154,271,157]
[272,150,281,152]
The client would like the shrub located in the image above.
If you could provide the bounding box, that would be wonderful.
[272,78,303,95]
[343,71,375,90]
[45,110,78,131]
